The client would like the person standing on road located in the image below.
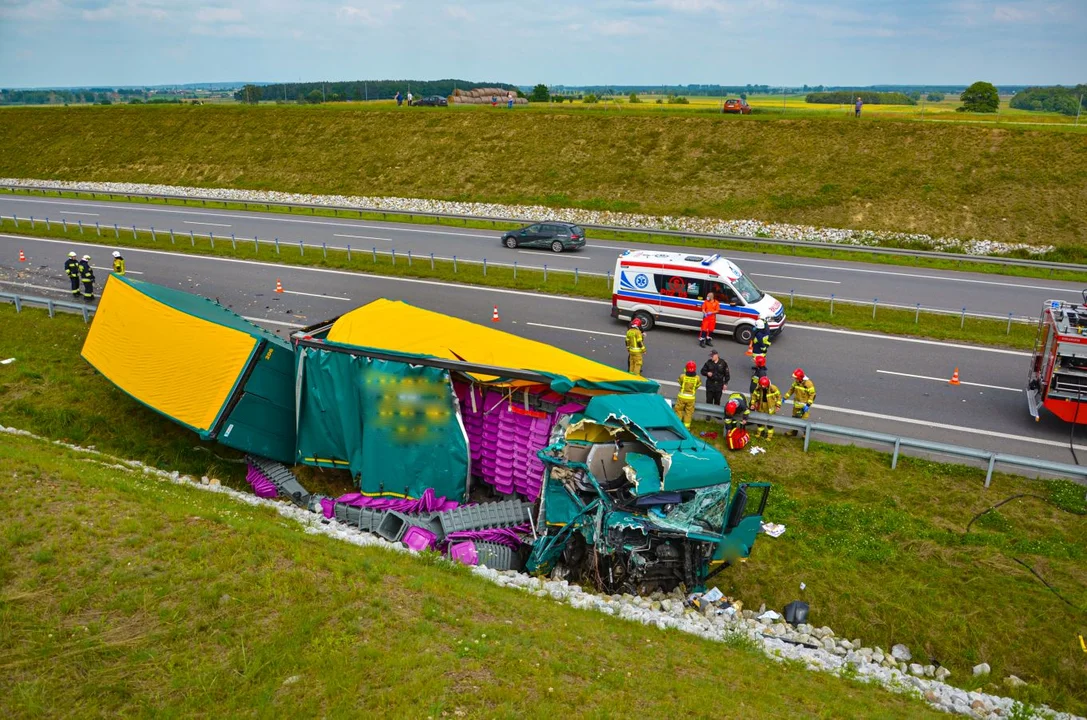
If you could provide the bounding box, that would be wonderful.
[784,368,817,434]
[750,376,782,441]
[855,96,863,117]
[751,318,771,359]
[64,251,80,298]
[625,318,646,375]
[698,291,720,348]
[78,254,95,302]
[674,361,701,428]
[700,349,729,406]
[111,250,126,276]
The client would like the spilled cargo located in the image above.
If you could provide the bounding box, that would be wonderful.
[82,276,770,593]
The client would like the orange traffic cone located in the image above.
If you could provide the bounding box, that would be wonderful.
[18,249,26,263]
[745,341,753,357]
[949,367,961,386]
[275,278,284,294]
[491,305,500,322]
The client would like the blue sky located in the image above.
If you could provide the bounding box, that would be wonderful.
[1,0,1083,88]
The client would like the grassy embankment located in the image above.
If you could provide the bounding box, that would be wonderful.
[0,104,1084,255]
[4,185,1086,285]
[0,217,1038,350]
[0,305,1084,715]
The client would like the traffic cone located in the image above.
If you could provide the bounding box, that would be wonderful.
[949,367,961,386]
[745,341,753,357]
[275,278,284,294]
[491,305,500,322]
[18,249,26,263]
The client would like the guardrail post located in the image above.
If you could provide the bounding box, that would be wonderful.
[322,242,327,259]
[47,299,55,318]
[803,422,812,451]
[830,294,835,315]
[231,233,237,250]
[961,307,966,329]
[430,253,435,270]
[78,220,83,235]
[13,295,21,312]
[275,237,280,254]
[210,232,215,249]
[985,454,996,488]
[96,222,101,237]
[915,303,920,324]
[891,438,900,469]
[544,264,548,282]
[81,305,89,323]
[1007,313,1014,334]
[170,229,175,244]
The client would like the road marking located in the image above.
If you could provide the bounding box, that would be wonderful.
[518,250,591,259]
[0,280,70,293]
[875,369,1021,392]
[787,323,1031,357]
[58,211,99,216]
[281,290,352,302]
[92,266,144,275]
[528,322,624,338]
[334,233,390,242]
[184,221,233,228]
[242,316,304,328]
[750,272,839,285]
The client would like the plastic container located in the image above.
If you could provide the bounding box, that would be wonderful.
[402,526,437,552]
[448,541,479,565]
[376,510,410,542]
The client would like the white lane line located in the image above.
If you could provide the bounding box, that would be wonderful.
[241,316,304,328]
[750,272,839,284]
[738,257,1079,294]
[91,266,144,275]
[528,322,623,338]
[875,369,1021,392]
[281,289,352,302]
[0,235,1058,350]
[184,221,233,228]
[333,233,391,242]
[518,250,592,259]
[58,211,99,216]
[0,280,70,293]
[787,323,1031,357]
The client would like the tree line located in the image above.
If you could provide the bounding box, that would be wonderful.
[1009,85,1087,116]
[805,91,917,105]
[234,79,519,104]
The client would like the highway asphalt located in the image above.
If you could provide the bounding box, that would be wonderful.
[1,194,1084,321]
[5,232,1087,475]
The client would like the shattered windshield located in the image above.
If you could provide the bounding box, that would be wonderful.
[654,486,731,533]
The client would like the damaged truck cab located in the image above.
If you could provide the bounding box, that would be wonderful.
[528,393,769,594]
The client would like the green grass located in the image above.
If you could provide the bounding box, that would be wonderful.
[0,104,1084,251]
[0,305,1083,715]
[0,433,947,719]
[0,217,1039,350]
[6,186,1087,283]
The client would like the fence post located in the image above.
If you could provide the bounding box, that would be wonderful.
[29,216,34,229]
[514,261,518,279]
[114,224,119,238]
[96,222,101,237]
[891,438,900,469]
[430,253,435,270]
[210,233,215,249]
[985,454,996,488]
[391,249,396,265]
[790,289,794,307]
[62,218,68,232]
[190,231,196,246]
[131,225,137,240]
[544,265,548,282]
[872,298,878,318]
[483,258,487,276]
[347,244,352,262]
[298,240,304,256]
[915,303,920,324]
[453,256,457,273]
[275,238,280,255]
[575,268,579,284]
[254,236,259,253]
[830,294,835,316]
[960,308,966,329]
[78,220,84,235]
[322,242,327,259]
[607,270,611,287]
[170,229,175,244]
[151,227,156,242]
[46,217,51,231]
[1006,313,1014,335]
[231,233,237,250]
[373,247,377,263]
[12,215,18,229]
[13,295,21,312]
[407,250,412,267]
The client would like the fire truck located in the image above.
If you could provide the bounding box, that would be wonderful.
[1027,293,1087,425]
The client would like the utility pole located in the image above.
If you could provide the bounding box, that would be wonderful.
[920,91,925,120]
[1077,94,1083,126]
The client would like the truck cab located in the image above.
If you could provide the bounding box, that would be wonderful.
[1028,293,1087,424]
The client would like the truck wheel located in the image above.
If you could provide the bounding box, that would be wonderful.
[734,324,754,344]
[633,311,655,331]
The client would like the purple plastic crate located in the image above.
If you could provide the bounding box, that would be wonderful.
[402,525,437,552]
[449,541,479,565]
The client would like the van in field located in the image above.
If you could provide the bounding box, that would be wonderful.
[611,250,785,343]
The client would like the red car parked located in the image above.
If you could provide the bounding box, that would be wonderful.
[722,98,752,114]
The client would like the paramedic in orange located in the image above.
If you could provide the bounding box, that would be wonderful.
[699,292,720,347]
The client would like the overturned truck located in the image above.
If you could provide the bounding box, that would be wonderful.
[82,276,769,594]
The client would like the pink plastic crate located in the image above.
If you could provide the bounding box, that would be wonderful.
[402,526,437,552]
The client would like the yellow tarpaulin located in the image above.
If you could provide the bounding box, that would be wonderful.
[81,275,259,432]
[326,299,652,391]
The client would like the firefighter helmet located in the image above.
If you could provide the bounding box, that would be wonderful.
[793,368,805,381]
[759,376,770,388]
[725,400,738,414]
[112,251,121,258]
[630,317,642,329]
[685,361,697,373]
[754,355,766,368]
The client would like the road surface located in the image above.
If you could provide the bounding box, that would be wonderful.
[0,194,1082,321]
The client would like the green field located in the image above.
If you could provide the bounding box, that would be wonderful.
[1,305,1084,716]
[0,104,1084,252]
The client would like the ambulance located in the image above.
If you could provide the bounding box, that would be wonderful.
[611,250,785,343]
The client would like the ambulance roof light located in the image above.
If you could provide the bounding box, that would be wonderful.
[701,254,720,266]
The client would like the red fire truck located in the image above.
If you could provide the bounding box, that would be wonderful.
[1027,294,1087,424]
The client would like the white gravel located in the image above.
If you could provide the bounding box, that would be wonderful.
[4,422,1079,720]
[0,178,1054,258]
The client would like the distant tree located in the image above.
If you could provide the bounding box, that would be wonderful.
[666,94,689,104]
[907,91,921,101]
[306,89,323,104]
[583,93,598,104]
[958,81,999,113]
[926,92,945,102]
[528,84,550,102]
[628,92,641,103]
[739,92,747,100]
[239,84,262,104]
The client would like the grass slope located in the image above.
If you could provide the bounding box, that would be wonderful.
[0,305,1084,715]
[0,434,946,719]
[0,105,1084,250]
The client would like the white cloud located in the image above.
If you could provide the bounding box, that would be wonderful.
[444,4,470,20]
[336,2,400,26]
[596,18,650,35]
[195,6,242,22]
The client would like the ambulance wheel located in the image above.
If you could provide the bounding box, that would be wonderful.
[734,324,754,344]
[632,310,655,331]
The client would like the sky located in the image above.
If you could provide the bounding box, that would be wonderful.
[1,0,1084,88]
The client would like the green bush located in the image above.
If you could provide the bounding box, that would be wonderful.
[666,94,689,105]
[528,84,550,103]
[958,81,999,113]
[628,92,641,103]
[1009,85,1086,116]
[926,92,945,102]
[806,91,916,105]
[583,93,598,104]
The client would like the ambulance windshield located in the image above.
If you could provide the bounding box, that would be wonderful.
[733,273,764,304]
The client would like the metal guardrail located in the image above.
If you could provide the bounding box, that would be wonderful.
[3,183,1085,273]
[0,214,1041,328]
[0,291,94,322]
[693,402,1087,488]
[3,290,1081,487]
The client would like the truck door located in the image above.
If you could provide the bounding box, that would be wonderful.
[714,482,770,562]
[1027,309,1053,420]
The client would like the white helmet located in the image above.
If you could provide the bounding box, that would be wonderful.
[112,251,121,258]
[68,251,77,258]
[81,255,91,261]
[755,318,767,330]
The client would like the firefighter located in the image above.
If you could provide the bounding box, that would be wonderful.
[724,392,750,433]
[700,349,729,405]
[78,254,95,302]
[751,318,771,359]
[784,368,817,434]
[750,375,782,440]
[750,353,767,393]
[674,361,701,428]
[625,318,646,376]
[698,291,720,347]
[63,251,80,298]
[111,250,126,275]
